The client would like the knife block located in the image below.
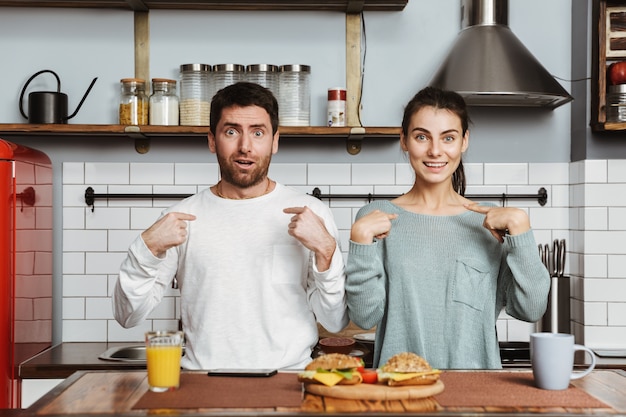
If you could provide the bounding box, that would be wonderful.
[538,276,570,334]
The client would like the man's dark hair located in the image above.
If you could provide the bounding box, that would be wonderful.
[210,81,279,136]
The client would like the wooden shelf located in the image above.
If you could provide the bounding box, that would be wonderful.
[598,121,626,130]
[0,124,399,137]
[0,124,400,154]
[591,0,626,132]
[0,0,407,12]
[1,2,407,152]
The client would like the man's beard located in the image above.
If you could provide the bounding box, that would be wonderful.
[216,152,272,188]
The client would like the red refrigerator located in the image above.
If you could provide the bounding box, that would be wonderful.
[0,139,52,408]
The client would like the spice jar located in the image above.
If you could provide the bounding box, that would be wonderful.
[179,64,212,126]
[119,78,148,125]
[149,78,179,126]
[278,64,311,126]
[246,64,279,99]
[327,87,346,127]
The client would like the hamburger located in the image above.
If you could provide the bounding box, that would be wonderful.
[377,352,441,386]
[298,353,363,387]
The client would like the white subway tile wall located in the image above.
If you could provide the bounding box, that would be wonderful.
[571,160,626,348]
[609,160,626,183]
[61,161,626,348]
[484,163,528,185]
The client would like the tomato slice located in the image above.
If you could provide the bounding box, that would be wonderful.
[359,369,378,384]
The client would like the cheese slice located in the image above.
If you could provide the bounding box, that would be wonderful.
[380,369,441,382]
[312,372,344,387]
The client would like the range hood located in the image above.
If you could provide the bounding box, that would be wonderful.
[428,0,573,109]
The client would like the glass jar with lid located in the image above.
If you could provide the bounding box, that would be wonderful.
[213,64,245,95]
[245,64,279,99]
[149,78,179,126]
[179,63,212,126]
[278,64,311,126]
[119,78,148,125]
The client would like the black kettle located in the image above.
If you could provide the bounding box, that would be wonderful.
[19,69,98,124]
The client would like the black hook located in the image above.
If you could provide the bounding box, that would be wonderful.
[85,186,95,212]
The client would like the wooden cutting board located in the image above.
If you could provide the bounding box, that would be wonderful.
[304,380,444,400]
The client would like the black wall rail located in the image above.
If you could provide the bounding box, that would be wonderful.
[85,186,548,212]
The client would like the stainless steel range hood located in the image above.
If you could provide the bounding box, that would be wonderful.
[428,0,573,109]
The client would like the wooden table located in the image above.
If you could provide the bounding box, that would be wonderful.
[24,369,626,416]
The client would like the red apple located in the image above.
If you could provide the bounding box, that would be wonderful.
[609,61,626,85]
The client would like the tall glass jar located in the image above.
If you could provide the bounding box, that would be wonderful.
[278,64,311,126]
[179,63,212,126]
[149,78,179,126]
[245,64,279,99]
[119,78,148,125]
[213,64,245,96]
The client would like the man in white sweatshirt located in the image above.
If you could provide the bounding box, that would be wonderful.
[113,82,348,370]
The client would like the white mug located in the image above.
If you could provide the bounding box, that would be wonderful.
[530,332,596,390]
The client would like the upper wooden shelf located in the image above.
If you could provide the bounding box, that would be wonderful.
[0,0,408,12]
[0,124,401,154]
[0,124,400,138]
[0,1,407,151]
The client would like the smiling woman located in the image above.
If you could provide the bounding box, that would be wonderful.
[400,105,468,200]
[345,86,551,370]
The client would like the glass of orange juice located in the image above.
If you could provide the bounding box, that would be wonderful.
[145,330,184,392]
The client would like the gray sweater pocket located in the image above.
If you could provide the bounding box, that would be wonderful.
[452,258,491,311]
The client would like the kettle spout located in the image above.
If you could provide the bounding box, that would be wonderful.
[66,77,98,120]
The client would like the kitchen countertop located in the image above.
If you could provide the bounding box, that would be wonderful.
[19,342,626,380]
[19,342,146,379]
